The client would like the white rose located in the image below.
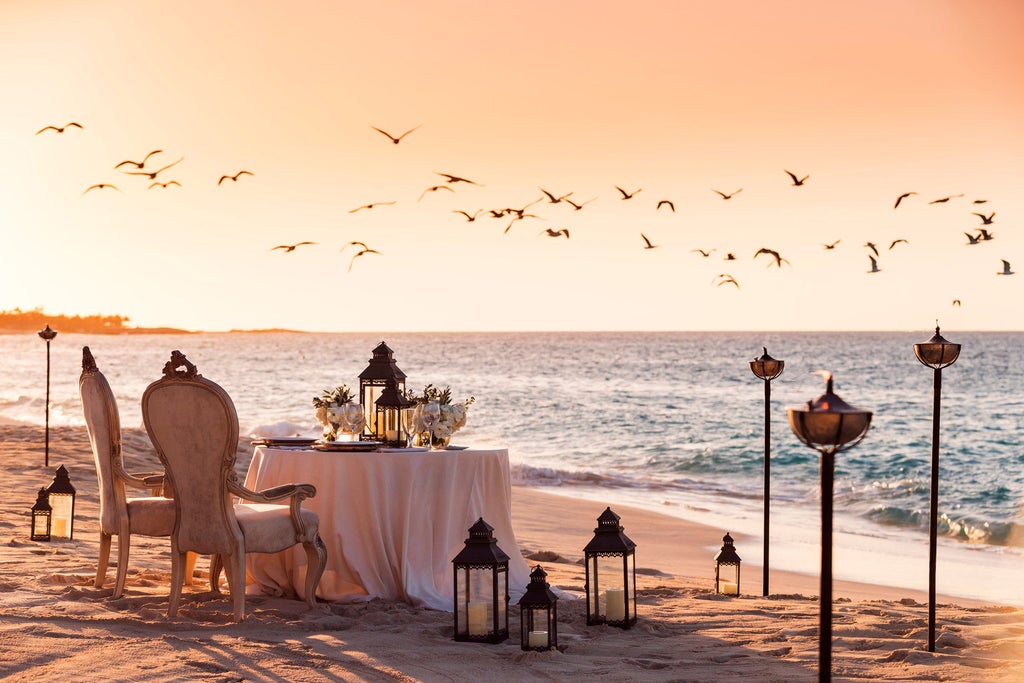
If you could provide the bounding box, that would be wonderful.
[315,405,330,425]
[448,404,467,430]
[328,406,345,424]
[433,422,452,439]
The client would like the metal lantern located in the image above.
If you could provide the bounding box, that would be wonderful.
[452,518,510,643]
[714,532,742,596]
[583,507,637,628]
[45,464,76,540]
[374,379,411,447]
[31,487,52,541]
[519,565,558,651]
[358,341,407,441]
[749,346,784,596]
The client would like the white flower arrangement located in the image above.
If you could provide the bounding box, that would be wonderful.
[312,384,365,440]
[404,384,474,446]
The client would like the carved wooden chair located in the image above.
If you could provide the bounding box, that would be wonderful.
[142,351,327,622]
[79,346,177,598]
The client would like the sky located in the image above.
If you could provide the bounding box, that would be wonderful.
[1,0,1022,332]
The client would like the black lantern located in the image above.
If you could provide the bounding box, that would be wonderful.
[358,342,407,441]
[913,323,961,653]
[38,324,58,467]
[31,487,52,541]
[452,518,510,643]
[374,379,411,447]
[714,532,742,595]
[45,464,76,540]
[787,371,872,683]
[749,346,784,597]
[519,565,558,651]
[583,507,637,628]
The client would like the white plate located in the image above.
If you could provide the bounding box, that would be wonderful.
[311,441,381,452]
[251,437,318,447]
[444,445,468,451]
[378,446,428,453]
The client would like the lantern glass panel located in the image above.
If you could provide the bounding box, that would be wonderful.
[32,510,51,539]
[626,551,637,620]
[48,492,74,539]
[717,563,740,595]
[456,566,498,638]
[522,606,553,649]
[597,555,627,621]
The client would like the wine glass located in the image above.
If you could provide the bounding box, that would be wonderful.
[420,401,440,450]
[402,406,421,448]
[344,403,364,441]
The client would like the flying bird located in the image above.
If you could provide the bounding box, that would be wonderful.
[712,188,742,200]
[218,170,254,185]
[929,194,963,204]
[724,253,737,261]
[714,274,739,288]
[888,239,908,250]
[349,201,396,213]
[641,233,658,249]
[972,199,988,204]
[371,125,420,144]
[503,213,540,234]
[148,181,181,190]
[868,255,881,273]
[754,247,790,268]
[997,259,1014,276]
[952,299,962,307]
[435,171,481,185]
[539,188,573,204]
[419,185,455,201]
[348,246,380,272]
[272,242,316,252]
[893,192,917,209]
[656,199,675,212]
[964,232,981,245]
[123,157,183,180]
[973,212,995,225]
[564,197,596,211]
[82,183,121,195]
[541,228,570,239]
[453,209,482,222]
[504,197,542,218]
[115,150,163,170]
[691,248,715,258]
[341,241,370,254]
[784,170,809,186]
[36,122,83,135]
[615,186,641,200]
[822,240,841,250]
[977,228,994,241]
[864,242,879,257]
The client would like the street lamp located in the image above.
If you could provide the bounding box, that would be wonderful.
[787,371,872,683]
[913,323,960,653]
[38,324,58,468]
[750,346,784,596]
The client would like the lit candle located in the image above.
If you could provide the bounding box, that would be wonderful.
[385,429,398,443]
[719,580,738,595]
[467,601,489,636]
[52,518,67,538]
[528,630,549,648]
[605,587,626,621]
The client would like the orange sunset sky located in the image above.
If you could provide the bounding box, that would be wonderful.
[1,1,1021,332]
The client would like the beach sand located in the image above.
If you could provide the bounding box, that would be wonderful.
[1,424,1021,682]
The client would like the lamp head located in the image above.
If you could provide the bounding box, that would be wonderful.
[750,346,785,381]
[786,371,872,453]
[914,322,961,369]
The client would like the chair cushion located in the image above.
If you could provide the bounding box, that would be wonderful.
[234,503,320,554]
[126,497,176,537]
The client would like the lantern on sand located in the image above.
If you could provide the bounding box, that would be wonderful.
[46,464,76,540]
[583,507,637,628]
[519,565,558,651]
[31,487,52,541]
[714,532,741,596]
[452,518,510,643]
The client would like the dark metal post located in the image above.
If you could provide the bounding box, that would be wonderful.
[820,448,835,683]
[38,325,57,468]
[928,366,941,652]
[763,377,771,597]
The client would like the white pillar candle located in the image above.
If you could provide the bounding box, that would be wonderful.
[528,630,549,648]
[51,518,68,538]
[605,587,626,621]
[719,580,738,595]
[385,429,398,443]
[467,601,489,636]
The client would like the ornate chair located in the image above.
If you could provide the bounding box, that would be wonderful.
[79,346,178,598]
[142,351,327,622]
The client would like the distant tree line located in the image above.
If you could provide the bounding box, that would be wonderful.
[0,308,188,334]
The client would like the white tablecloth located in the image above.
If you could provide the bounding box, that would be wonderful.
[243,447,531,611]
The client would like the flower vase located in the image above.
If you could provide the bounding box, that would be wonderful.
[414,432,451,449]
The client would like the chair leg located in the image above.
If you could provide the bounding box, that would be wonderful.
[95,533,112,589]
[226,554,246,622]
[209,554,223,594]
[301,535,328,609]
[168,550,186,618]
[184,551,198,586]
[113,534,130,599]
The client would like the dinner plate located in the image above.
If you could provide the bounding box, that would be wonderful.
[251,437,318,447]
[444,445,468,451]
[311,441,381,452]
[377,446,429,453]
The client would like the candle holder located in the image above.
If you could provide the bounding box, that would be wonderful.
[31,487,52,541]
[358,342,407,442]
[374,379,410,447]
[518,565,558,651]
[45,464,76,540]
[452,518,510,643]
[583,507,637,629]
[714,532,742,596]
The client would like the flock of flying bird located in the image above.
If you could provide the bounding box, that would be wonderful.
[38,121,1016,285]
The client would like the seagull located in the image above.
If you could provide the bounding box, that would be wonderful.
[724,253,737,261]
[504,197,542,219]
[952,299,962,307]
[272,242,316,252]
[929,194,963,204]
[964,232,981,245]
[784,170,809,186]
[754,247,790,268]
[36,122,83,135]
[615,186,641,200]
[893,192,917,209]
[436,171,481,185]
[641,233,658,249]
[123,157,183,180]
[503,213,540,234]
[349,201,396,213]
[972,199,988,204]
[453,209,482,222]
[371,125,420,144]
[997,259,1014,276]
[148,180,181,190]
[341,241,370,254]
[712,188,742,200]
[541,228,570,239]
[115,150,163,170]
[714,274,739,288]
[977,228,994,241]
[418,185,455,201]
[539,188,573,204]
[864,242,879,257]
[691,248,715,258]
[564,197,596,211]
[822,240,841,250]
[656,199,675,212]
[888,239,908,250]
[348,247,380,272]
[218,170,253,185]
[82,183,122,195]
[868,255,881,273]
[973,212,995,225]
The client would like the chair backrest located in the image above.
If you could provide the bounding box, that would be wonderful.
[79,346,127,534]
[141,351,241,556]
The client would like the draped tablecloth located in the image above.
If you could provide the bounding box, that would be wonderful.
[243,447,531,611]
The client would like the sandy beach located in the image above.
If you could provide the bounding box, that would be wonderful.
[1,423,1021,682]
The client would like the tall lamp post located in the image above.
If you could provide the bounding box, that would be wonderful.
[913,323,960,653]
[749,347,784,596]
[38,325,58,468]
[787,371,872,683]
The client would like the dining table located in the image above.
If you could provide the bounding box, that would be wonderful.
[243,444,532,611]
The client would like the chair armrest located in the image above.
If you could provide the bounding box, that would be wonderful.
[112,458,165,493]
[227,480,317,504]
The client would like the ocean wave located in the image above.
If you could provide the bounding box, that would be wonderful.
[866,505,1021,547]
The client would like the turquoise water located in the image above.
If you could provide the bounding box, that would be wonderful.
[2,330,1021,603]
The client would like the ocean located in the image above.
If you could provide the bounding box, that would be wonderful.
[2,330,1021,605]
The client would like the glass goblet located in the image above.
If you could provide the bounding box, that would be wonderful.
[344,403,364,441]
[420,401,440,450]
[402,406,421,448]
